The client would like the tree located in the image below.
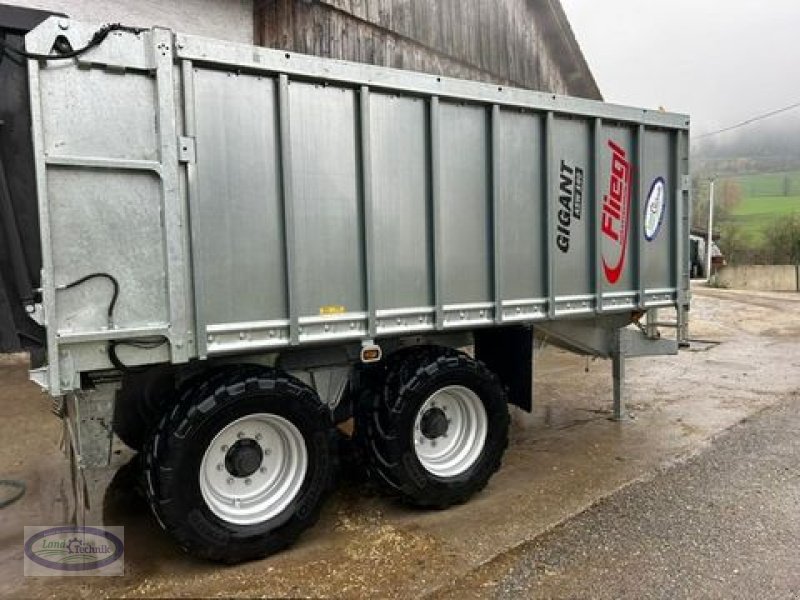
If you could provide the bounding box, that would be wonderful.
[762,214,800,264]
[718,180,742,213]
[719,222,746,265]
[691,177,711,230]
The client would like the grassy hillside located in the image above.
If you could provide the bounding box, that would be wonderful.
[730,170,800,197]
[719,171,800,242]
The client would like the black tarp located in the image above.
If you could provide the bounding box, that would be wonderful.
[0,4,61,353]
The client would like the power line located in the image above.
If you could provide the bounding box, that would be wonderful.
[695,101,800,140]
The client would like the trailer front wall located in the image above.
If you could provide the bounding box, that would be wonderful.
[26,21,689,393]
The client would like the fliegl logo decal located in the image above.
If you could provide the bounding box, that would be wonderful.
[644,177,667,241]
[601,140,632,284]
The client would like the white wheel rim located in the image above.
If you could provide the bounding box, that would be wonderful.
[412,385,488,478]
[199,413,307,525]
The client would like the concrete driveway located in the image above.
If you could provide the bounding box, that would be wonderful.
[1,285,799,598]
[439,393,800,599]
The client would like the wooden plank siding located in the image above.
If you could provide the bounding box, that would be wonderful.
[254,0,601,100]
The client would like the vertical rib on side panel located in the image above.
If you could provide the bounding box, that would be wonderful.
[592,117,603,312]
[359,86,376,337]
[679,130,691,297]
[545,112,555,318]
[430,96,443,329]
[491,105,502,324]
[634,124,644,307]
[182,60,205,356]
[278,74,298,344]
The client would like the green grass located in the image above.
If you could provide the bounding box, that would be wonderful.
[717,171,800,242]
[729,170,800,197]
[725,196,800,241]
[730,195,800,217]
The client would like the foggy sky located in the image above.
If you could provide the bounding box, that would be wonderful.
[560,1,800,136]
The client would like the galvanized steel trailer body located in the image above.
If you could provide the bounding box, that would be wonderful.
[22,19,689,547]
[26,18,689,393]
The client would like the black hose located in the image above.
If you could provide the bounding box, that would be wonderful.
[0,479,25,508]
[61,273,168,372]
[61,272,119,324]
[108,337,168,372]
[18,330,45,346]
[0,23,144,62]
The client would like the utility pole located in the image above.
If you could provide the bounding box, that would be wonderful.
[706,179,715,282]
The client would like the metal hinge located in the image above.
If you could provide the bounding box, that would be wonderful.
[178,136,196,163]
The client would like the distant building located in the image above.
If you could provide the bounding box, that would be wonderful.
[690,228,724,279]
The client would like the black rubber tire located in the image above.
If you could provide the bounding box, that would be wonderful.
[114,365,236,451]
[143,365,337,563]
[356,347,510,508]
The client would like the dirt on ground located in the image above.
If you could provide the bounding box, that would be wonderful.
[0,285,798,598]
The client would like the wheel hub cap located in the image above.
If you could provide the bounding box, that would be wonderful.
[420,407,449,439]
[224,439,264,478]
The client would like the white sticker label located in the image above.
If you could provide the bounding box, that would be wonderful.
[644,177,666,241]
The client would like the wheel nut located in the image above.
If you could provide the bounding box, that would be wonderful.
[216,463,223,471]
[237,431,245,439]
[264,448,271,456]
[226,477,234,485]
[260,467,267,474]
[245,478,252,485]
[221,445,228,452]
[255,433,262,441]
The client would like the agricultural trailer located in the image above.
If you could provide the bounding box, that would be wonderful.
[2,16,689,562]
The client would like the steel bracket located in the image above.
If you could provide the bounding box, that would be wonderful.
[178,136,196,163]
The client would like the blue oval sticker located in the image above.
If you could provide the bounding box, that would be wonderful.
[644,177,666,241]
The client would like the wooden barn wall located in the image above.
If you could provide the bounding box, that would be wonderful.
[255,0,601,100]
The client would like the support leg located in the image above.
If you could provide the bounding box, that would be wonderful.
[612,348,626,421]
[677,304,690,348]
[644,308,659,339]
